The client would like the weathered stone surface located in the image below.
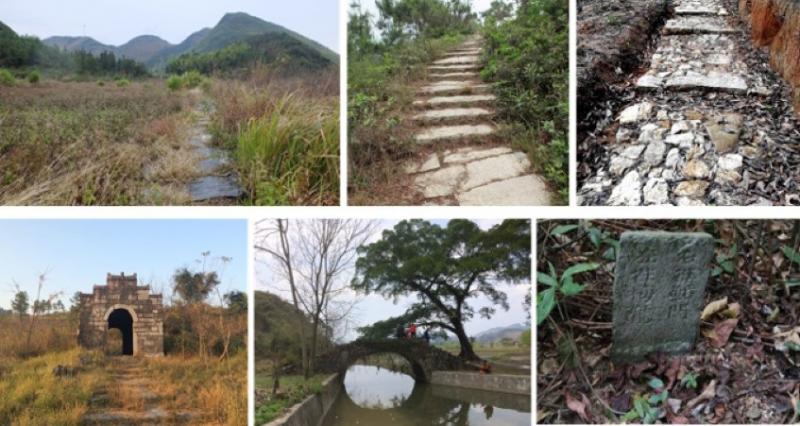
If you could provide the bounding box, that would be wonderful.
[612,231,714,362]
[684,159,711,178]
[443,146,512,163]
[462,152,530,189]
[78,273,164,357]
[456,175,550,205]
[643,178,669,204]
[674,180,709,198]
[665,73,748,93]
[414,94,496,106]
[619,102,654,123]
[433,55,480,65]
[706,113,743,153]
[643,140,667,166]
[608,171,642,206]
[414,165,466,198]
[419,81,489,94]
[664,16,736,34]
[404,154,441,174]
[412,107,492,121]
[415,124,495,142]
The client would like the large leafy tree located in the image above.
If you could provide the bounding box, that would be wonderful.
[172,268,220,304]
[351,219,531,360]
[11,290,29,318]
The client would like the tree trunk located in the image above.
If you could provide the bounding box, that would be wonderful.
[452,320,479,361]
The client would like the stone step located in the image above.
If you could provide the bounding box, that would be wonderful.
[428,64,481,71]
[674,0,728,15]
[413,94,497,107]
[83,408,204,425]
[443,49,481,57]
[664,16,735,34]
[428,72,479,80]
[415,124,495,143]
[418,81,490,95]
[433,55,481,65]
[412,107,493,122]
[457,175,551,205]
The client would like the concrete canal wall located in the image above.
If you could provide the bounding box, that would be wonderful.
[430,371,531,396]
[264,373,341,426]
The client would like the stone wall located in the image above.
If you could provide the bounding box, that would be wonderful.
[430,371,531,396]
[78,273,164,356]
[264,374,340,426]
[741,0,800,111]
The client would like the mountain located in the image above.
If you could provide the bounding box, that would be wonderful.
[43,36,115,56]
[254,291,330,365]
[473,323,528,344]
[117,35,170,63]
[41,12,337,69]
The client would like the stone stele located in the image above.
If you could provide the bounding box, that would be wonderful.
[612,231,714,362]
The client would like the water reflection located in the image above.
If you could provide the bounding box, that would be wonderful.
[325,364,530,426]
[344,364,414,409]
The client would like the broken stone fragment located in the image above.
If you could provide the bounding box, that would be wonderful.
[684,160,710,179]
[643,140,667,166]
[639,123,666,142]
[643,178,669,205]
[717,153,743,171]
[706,113,743,154]
[608,171,642,206]
[674,180,709,199]
[665,132,695,145]
[619,102,654,124]
[665,148,682,168]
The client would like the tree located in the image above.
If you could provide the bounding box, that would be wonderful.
[351,219,531,360]
[172,268,220,304]
[481,0,514,22]
[11,290,29,318]
[224,291,248,314]
[375,0,476,44]
[348,2,377,56]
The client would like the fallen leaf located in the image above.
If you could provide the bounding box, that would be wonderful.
[664,359,681,389]
[687,379,716,408]
[565,392,591,422]
[720,302,740,318]
[540,357,559,375]
[610,392,631,412]
[710,318,739,348]
[713,402,726,418]
[701,297,728,320]
[628,361,653,379]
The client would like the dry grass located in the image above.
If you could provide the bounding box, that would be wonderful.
[0,80,200,205]
[208,67,340,206]
[0,313,77,358]
[0,348,107,425]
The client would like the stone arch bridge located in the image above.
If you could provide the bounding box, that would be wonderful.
[314,339,474,382]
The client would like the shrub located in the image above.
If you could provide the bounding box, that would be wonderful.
[166,74,183,91]
[182,70,204,89]
[115,78,130,87]
[96,80,105,86]
[27,70,40,84]
[0,69,15,86]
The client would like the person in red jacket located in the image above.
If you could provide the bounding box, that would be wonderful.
[408,323,417,338]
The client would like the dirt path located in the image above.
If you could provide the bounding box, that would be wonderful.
[186,91,243,204]
[578,0,800,206]
[403,37,551,205]
[82,358,205,425]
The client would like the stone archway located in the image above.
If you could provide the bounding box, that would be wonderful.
[107,308,135,355]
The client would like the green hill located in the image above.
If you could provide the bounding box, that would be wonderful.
[255,290,330,366]
[43,36,115,56]
[118,35,171,63]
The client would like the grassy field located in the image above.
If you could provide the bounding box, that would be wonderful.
[209,67,340,206]
[0,68,339,206]
[254,360,328,424]
[0,79,197,205]
[437,340,531,370]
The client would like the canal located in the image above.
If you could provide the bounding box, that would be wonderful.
[322,364,531,425]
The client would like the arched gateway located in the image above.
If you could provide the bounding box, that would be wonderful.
[77,273,164,356]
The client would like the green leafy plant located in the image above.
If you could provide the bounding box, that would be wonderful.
[0,69,16,86]
[115,78,130,87]
[681,372,698,389]
[27,70,40,84]
[537,261,600,325]
[621,377,666,423]
[781,246,800,289]
[712,242,737,277]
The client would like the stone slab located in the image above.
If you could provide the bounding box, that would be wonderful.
[415,124,494,143]
[664,16,735,34]
[428,72,479,79]
[413,94,496,106]
[428,64,481,71]
[443,146,513,163]
[404,153,441,174]
[419,81,489,94]
[665,73,747,93]
[414,165,466,198]
[456,174,550,205]
[434,55,481,65]
[612,231,714,362]
[413,107,492,121]
[462,152,530,189]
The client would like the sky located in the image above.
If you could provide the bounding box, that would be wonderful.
[0,220,247,311]
[255,219,531,342]
[357,0,494,20]
[0,0,339,52]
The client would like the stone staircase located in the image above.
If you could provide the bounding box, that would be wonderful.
[403,37,551,206]
[579,0,776,206]
[82,358,206,425]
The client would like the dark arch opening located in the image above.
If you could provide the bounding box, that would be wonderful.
[108,308,134,355]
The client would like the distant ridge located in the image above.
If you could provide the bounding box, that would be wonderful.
[41,12,338,68]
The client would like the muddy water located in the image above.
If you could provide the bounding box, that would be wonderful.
[322,365,531,426]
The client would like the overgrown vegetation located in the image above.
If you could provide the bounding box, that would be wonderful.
[0,81,195,205]
[348,0,476,204]
[483,0,569,204]
[209,67,340,205]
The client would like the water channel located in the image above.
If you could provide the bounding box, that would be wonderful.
[322,364,531,425]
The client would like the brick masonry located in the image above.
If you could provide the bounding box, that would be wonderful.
[78,273,164,356]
